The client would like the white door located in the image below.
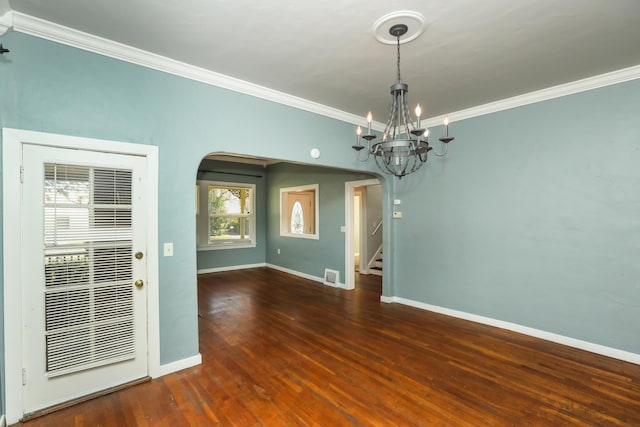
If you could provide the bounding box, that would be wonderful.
[21,144,148,415]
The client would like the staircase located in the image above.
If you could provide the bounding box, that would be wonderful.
[368,245,383,276]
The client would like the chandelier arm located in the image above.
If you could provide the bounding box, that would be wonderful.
[406,158,417,175]
[402,154,411,176]
[356,146,372,162]
[400,90,413,137]
[407,143,421,173]
[409,157,425,174]
[373,152,393,176]
[418,149,429,163]
[384,94,398,140]
[432,143,449,157]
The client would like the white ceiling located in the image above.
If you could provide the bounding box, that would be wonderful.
[5,0,640,124]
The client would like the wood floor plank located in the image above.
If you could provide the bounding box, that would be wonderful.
[16,267,640,426]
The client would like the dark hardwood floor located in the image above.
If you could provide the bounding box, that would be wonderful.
[18,267,640,426]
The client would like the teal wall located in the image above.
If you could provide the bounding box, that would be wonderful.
[265,163,376,281]
[392,80,640,354]
[0,30,378,410]
[1,27,640,415]
[196,159,267,270]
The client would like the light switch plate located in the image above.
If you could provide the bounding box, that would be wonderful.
[164,242,174,256]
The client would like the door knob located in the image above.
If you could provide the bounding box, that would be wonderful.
[134,279,144,288]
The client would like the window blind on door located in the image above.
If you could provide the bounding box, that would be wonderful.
[43,164,136,377]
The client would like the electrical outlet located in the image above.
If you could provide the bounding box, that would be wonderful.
[392,211,403,219]
[277,248,281,255]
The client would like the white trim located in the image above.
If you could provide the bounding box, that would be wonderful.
[266,264,348,290]
[196,180,257,248]
[381,295,640,366]
[144,147,161,380]
[197,243,257,251]
[10,12,365,128]
[2,128,160,425]
[197,263,266,275]
[156,353,202,378]
[345,179,380,289]
[9,12,640,131]
[0,414,6,427]
[279,184,319,240]
[423,64,640,128]
[2,129,22,426]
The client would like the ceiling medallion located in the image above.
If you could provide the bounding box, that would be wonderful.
[353,13,455,179]
[373,11,425,45]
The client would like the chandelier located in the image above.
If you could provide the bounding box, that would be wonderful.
[352,23,454,179]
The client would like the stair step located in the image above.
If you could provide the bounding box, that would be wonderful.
[369,267,382,276]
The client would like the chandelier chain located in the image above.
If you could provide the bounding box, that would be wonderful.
[396,36,401,83]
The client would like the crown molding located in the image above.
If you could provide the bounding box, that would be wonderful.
[11,12,365,126]
[0,10,13,35]
[424,64,640,128]
[10,12,640,131]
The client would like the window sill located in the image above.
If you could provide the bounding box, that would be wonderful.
[197,243,257,251]
[280,232,319,240]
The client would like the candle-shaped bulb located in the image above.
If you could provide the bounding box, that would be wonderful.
[424,129,429,137]
[443,116,450,126]
[443,116,450,137]
[356,126,362,136]
[415,104,422,129]
[366,111,372,134]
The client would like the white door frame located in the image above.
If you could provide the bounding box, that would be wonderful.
[2,128,160,425]
[353,190,366,274]
[344,178,380,289]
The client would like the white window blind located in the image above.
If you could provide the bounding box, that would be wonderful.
[43,164,135,377]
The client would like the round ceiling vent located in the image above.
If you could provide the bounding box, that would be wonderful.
[373,11,425,45]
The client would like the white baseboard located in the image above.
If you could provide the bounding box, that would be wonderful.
[197,263,266,275]
[156,353,203,377]
[382,296,640,366]
[266,263,349,289]
[1,414,6,427]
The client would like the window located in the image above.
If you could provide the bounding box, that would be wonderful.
[196,181,256,249]
[280,184,319,239]
[290,201,304,234]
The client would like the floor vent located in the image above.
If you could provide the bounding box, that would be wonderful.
[323,268,339,286]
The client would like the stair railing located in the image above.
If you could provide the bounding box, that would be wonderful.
[371,219,383,236]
